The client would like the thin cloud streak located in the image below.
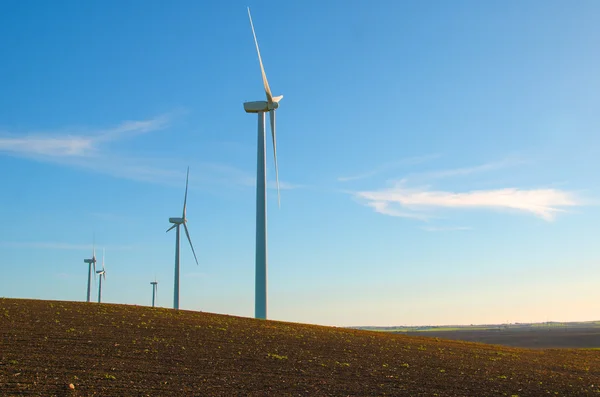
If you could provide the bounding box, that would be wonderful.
[0,115,305,190]
[337,154,440,182]
[356,184,582,221]
[0,242,137,251]
[363,200,432,221]
[412,157,526,181]
[0,136,95,157]
[0,115,170,158]
[420,226,473,232]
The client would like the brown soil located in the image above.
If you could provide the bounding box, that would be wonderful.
[405,328,600,349]
[1,298,599,396]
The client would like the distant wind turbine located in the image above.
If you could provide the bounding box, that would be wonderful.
[166,167,199,310]
[96,249,106,303]
[83,239,97,302]
[243,7,283,320]
[150,278,158,308]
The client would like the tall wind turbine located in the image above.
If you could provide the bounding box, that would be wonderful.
[150,278,158,308]
[96,249,106,303]
[166,167,199,310]
[244,7,283,320]
[83,241,97,302]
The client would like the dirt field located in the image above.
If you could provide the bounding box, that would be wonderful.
[1,298,599,396]
[405,327,600,349]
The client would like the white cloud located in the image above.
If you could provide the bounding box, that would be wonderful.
[362,200,432,220]
[356,183,581,221]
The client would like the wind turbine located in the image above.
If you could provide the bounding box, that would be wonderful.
[150,278,158,308]
[96,249,106,303]
[83,241,97,303]
[243,7,283,320]
[166,167,199,310]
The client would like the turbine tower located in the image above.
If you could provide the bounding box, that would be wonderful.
[150,278,158,308]
[96,249,106,303]
[166,167,199,310]
[83,241,97,302]
[244,7,283,320]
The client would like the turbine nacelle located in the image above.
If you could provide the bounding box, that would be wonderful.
[169,217,184,224]
[84,259,95,264]
[243,96,282,113]
[244,101,269,113]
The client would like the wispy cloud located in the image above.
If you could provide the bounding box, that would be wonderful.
[420,226,473,232]
[361,200,432,221]
[0,115,169,159]
[0,115,186,185]
[413,157,525,181]
[0,136,95,157]
[356,182,581,221]
[0,242,137,250]
[0,115,303,191]
[337,154,440,182]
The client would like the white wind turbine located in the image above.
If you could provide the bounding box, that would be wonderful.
[166,167,199,310]
[243,7,283,320]
[150,278,158,308]
[96,249,106,303]
[83,240,97,303]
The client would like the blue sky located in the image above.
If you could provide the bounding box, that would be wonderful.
[0,0,599,326]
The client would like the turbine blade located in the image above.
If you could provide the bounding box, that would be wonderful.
[247,7,273,103]
[270,109,281,207]
[183,166,189,219]
[183,222,199,266]
[166,223,177,233]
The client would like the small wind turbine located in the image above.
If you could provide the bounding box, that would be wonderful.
[243,7,283,320]
[166,167,199,310]
[83,240,97,302]
[150,278,158,308]
[96,249,106,303]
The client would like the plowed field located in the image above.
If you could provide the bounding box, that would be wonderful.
[1,298,599,396]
